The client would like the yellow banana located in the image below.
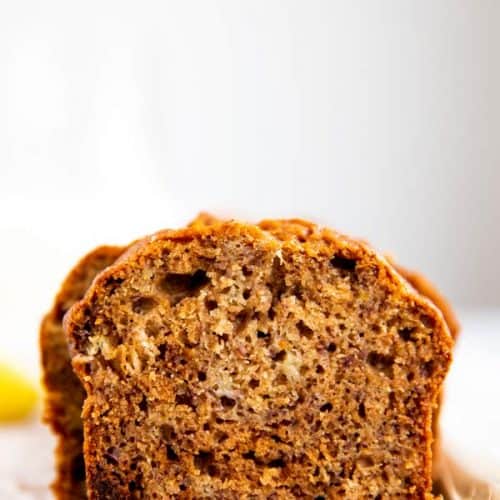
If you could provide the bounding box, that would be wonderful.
[0,361,38,422]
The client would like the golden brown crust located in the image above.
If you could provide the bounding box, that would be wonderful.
[40,246,124,499]
[65,219,452,499]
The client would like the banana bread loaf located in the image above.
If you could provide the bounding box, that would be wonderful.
[63,219,453,498]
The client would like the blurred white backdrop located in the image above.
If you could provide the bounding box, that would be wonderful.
[1,0,499,307]
[0,0,499,492]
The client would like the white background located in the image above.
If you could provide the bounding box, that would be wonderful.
[0,0,499,495]
[1,0,499,307]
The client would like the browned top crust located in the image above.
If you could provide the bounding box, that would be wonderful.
[66,219,453,356]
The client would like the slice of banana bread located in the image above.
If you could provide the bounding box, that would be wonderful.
[41,216,456,498]
[64,220,452,499]
[40,246,124,499]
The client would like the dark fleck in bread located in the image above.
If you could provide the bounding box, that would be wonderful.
[40,246,124,499]
[63,219,453,499]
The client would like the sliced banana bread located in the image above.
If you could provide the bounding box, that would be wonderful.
[64,219,453,499]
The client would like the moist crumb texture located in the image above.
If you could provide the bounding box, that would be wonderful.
[63,220,453,499]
